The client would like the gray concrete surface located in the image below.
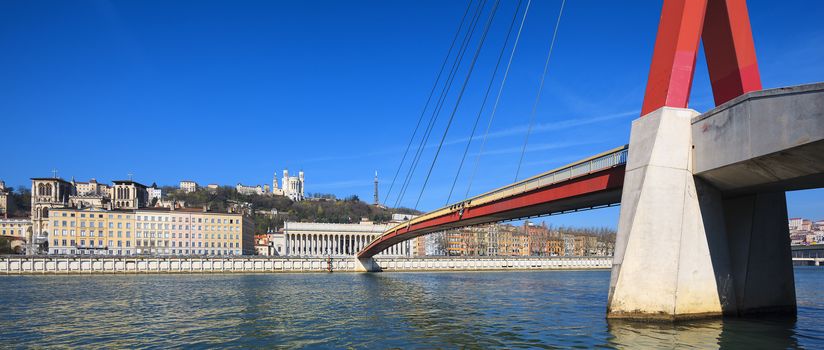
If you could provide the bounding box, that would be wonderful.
[692,83,824,195]
[608,108,724,320]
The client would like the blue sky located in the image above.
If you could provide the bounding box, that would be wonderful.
[2,0,823,226]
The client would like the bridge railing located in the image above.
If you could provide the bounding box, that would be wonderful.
[369,146,628,254]
[393,146,630,232]
[464,145,629,208]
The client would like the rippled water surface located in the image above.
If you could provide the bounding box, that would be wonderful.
[1,268,822,348]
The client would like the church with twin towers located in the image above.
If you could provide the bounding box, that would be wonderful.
[273,169,304,202]
[234,168,304,201]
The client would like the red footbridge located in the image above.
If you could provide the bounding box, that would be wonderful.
[358,146,628,258]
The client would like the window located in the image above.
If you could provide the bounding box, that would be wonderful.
[126,241,130,247]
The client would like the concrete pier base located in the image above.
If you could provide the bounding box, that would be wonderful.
[607,107,797,320]
[721,192,796,315]
[608,108,724,320]
[354,257,380,272]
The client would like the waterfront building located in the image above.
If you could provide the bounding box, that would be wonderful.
[0,218,31,238]
[283,220,410,257]
[47,206,254,256]
[179,180,198,193]
[270,231,285,256]
[144,207,254,256]
[254,234,276,256]
[48,207,136,255]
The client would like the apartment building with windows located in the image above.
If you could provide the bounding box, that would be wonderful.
[47,207,254,256]
[48,208,136,255]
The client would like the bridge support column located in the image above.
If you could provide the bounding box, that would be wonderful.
[608,107,725,320]
[608,107,796,320]
[354,257,381,272]
[720,192,796,315]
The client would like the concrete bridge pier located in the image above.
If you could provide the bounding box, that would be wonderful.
[354,257,381,272]
[607,107,796,321]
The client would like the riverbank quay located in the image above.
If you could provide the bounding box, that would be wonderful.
[0,255,611,274]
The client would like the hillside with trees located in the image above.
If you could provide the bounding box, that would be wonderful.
[161,186,420,234]
[3,187,31,218]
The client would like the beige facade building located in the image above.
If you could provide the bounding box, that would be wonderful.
[179,180,198,193]
[236,183,266,196]
[47,207,254,256]
[74,178,109,196]
[0,218,31,238]
[48,208,136,255]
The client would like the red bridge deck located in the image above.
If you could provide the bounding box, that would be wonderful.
[358,146,628,258]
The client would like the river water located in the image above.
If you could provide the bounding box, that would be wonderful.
[0,268,822,348]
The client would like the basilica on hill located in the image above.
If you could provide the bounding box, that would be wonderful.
[235,169,305,202]
[273,169,304,201]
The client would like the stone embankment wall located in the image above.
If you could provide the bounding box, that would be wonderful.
[0,256,612,274]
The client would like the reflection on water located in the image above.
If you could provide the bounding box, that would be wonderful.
[0,268,821,348]
[607,317,803,349]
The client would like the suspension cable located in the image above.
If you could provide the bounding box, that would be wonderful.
[414,0,502,210]
[382,0,476,206]
[464,0,532,200]
[445,0,525,205]
[514,0,566,182]
[393,0,487,209]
